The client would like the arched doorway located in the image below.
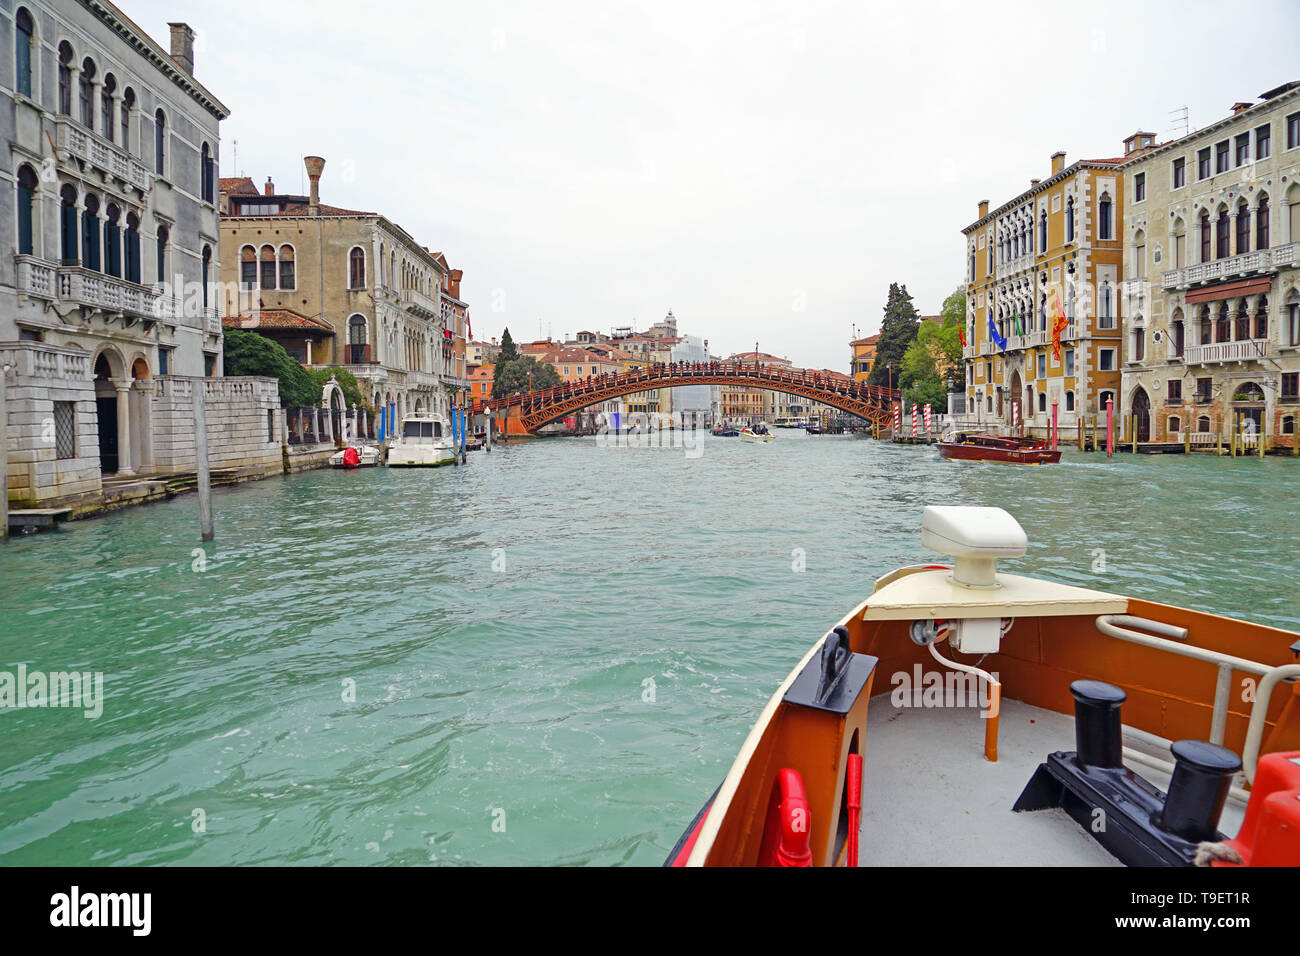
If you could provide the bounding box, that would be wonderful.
[92,351,122,476]
[1009,370,1023,425]
[1233,381,1265,435]
[1132,387,1151,443]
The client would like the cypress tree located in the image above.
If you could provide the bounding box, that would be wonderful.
[866,283,921,389]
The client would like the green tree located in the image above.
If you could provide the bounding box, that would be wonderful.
[311,366,368,410]
[903,376,949,411]
[492,355,560,399]
[222,329,318,407]
[936,286,967,390]
[497,327,519,364]
[866,283,921,389]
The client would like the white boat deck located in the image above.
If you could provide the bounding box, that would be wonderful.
[859,695,1246,866]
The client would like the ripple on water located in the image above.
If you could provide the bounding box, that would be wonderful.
[0,436,1297,864]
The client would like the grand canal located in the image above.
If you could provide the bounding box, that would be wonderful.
[1,433,1297,866]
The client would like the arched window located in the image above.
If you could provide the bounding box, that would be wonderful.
[104,203,121,278]
[1216,302,1230,343]
[81,194,100,272]
[279,245,295,290]
[1197,416,1211,433]
[200,142,214,203]
[1257,196,1270,250]
[202,245,211,309]
[349,247,366,289]
[79,57,95,129]
[1132,230,1146,279]
[15,8,34,98]
[124,211,141,283]
[57,42,73,114]
[1038,391,1047,412]
[1099,280,1113,327]
[59,184,78,263]
[1171,307,1185,357]
[1236,201,1250,256]
[1284,415,1296,436]
[259,244,275,290]
[16,163,38,255]
[1065,391,1075,412]
[1168,416,1180,434]
[1254,295,1269,340]
[1065,197,1074,242]
[1039,211,1047,251]
[154,109,165,175]
[239,244,256,288]
[101,73,116,141]
[1173,218,1187,268]
[1200,210,1211,262]
[1234,302,1250,341]
[121,88,134,152]
[1199,305,1212,345]
[156,223,169,283]
[1098,193,1112,239]
[1216,206,1230,259]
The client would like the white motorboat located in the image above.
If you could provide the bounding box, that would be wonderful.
[329,443,382,468]
[739,424,776,443]
[386,415,457,467]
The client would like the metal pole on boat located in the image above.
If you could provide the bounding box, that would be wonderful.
[1051,400,1058,451]
[192,380,214,542]
[1105,398,1114,458]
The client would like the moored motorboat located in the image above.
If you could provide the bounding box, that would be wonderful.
[667,506,1300,867]
[939,432,1061,465]
[386,415,456,467]
[329,443,381,468]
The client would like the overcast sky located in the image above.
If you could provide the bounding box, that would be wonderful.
[134,0,1300,372]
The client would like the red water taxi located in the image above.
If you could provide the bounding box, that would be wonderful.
[939,433,1061,465]
[667,506,1300,867]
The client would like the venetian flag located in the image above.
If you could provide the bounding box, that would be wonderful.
[958,328,966,347]
[1048,289,1068,361]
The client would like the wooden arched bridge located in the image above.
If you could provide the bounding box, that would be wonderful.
[470,361,899,432]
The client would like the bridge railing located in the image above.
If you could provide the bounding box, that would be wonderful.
[479,361,899,414]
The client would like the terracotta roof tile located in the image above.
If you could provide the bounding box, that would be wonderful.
[219,176,258,196]
[223,309,335,334]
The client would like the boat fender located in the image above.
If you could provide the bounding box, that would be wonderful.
[757,768,813,867]
[342,446,360,467]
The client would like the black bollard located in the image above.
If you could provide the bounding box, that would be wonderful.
[1158,740,1242,843]
[1070,680,1127,770]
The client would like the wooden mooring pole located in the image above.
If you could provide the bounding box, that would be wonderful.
[193,381,214,541]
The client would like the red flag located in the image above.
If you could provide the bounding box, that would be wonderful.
[958,328,966,347]
[1049,289,1068,361]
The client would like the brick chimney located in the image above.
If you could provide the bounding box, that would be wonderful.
[304,156,325,216]
[978,199,989,218]
[1030,178,1040,188]
[264,177,275,196]
[167,23,195,74]
[1051,151,1066,175]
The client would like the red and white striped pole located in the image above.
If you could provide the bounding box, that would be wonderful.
[1051,401,1059,450]
[893,403,901,437]
[923,403,932,434]
[1012,401,1020,436]
[911,405,918,437]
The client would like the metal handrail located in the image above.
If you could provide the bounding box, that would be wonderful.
[1095,614,1296,783]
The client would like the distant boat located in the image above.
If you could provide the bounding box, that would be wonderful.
[740,424,776,443]
[711,426,740,437]
[772,417,806,428]
[387,416,457,467]
[939,433,1061,466]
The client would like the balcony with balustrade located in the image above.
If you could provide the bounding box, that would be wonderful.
[1161,243,1298,291]
[57,266,165,320]
[1183,338,1270,366]
[401,287,440,319]
[56,119,152,193]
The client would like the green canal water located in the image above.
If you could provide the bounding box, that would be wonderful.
[1,433,1297,865]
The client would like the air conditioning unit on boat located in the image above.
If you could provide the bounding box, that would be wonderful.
[921,505,1027,589]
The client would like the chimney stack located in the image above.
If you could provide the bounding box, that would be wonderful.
[1230,101,1253,115]
[167,23,195,75]
[264,177,275,196]
[978,199,989,218]
[304,156,325,216]
[1030,178,1040,188]
[1051,151,1066,175]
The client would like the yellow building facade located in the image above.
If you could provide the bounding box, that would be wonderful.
[963,148,1129,435]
